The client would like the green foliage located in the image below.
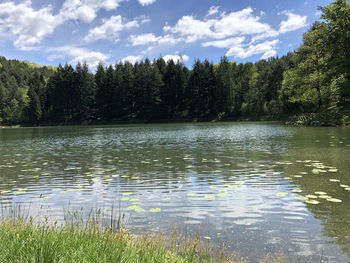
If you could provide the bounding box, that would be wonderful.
[0,0,349,125]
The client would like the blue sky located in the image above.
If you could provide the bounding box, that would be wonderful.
[0,0,334,68]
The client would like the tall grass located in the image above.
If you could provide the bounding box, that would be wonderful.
[0,205,286,262]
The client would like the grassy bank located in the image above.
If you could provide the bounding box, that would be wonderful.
[0,218,246,263]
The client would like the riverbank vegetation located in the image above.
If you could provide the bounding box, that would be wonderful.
[0,215,290,263]
[0,0,349,125]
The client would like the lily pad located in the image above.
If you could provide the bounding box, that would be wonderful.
[188,193,198,197]
[122,192,133,196]
[130,198,140,202]
[204,195,215,199]
[217,193,228,197]
[318,195,331,199]
[315,192,327,195]
[120,197,130,201]
[306,195,318,199]
[127,205,140,211]
[295,196,308,201]
[340,185,349,188]
[149,208,161,213]
[306,200,320,205]
[277,192,288,197]
[162,198,171,201]
[327,198,342,203]
[292,189,302,193]
[330,179,340,182]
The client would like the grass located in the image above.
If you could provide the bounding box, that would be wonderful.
[0,206,289,263]
[0,218,250,263]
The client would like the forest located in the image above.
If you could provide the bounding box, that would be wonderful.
[0,0,349,125]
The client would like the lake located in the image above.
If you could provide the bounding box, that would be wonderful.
[0,122,350,262]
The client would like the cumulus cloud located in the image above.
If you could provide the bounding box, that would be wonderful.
[47,46,109,67]
[0,0,126,50]
[85,16,140,42]
[0,1,60,50]
[163,54,189,63]
[120,55,142,64]
[206,6,220,17]
[161,7,282,59]
[226,40,279,59]
[164,8,278,43]
[138,0,157,6]
[279,11,307,34]
[129,33,181,46]
[202,37,245,48]
[59,0,125,23]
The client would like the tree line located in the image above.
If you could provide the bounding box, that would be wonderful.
[0,0,349,125]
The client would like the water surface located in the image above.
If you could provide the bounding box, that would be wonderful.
[1,123,350,262]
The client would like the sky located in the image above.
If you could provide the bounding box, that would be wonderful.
[0,0,334,69]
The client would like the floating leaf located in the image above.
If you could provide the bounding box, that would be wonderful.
[327,198,342,203]
[162,198,171,201]
[209,186,217,189]
[149,208,161,213]
[130,198,139,202]
[328,169,338,172]
[306,195,318,199]
[315,191,327,195]
[120,197,130,201]
[105,179,112,182]
[292,189,302,193]
[306,200,320,205]
[135,207,145,212]
[122,192,133,196]
[236,181,245,185]
[345,188,350,191]
[277,192,288,197]
[340,185,349,188]
[203,236,211,240]
[121,175,130,178]
[60,190,69,194]
[294,175,303,178]
[330,179,340,182]
[0,190,11,194]
[204,195,215,199]
[112,175,119,178]
[295,196,308,201]
[188,193,198,197]
[318,195,331,199]
[284,177,292,180]
[127,205,140,211]
[217,193,228,197]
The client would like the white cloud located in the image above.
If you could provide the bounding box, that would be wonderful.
[0,0,127,50]
[164,8,278,43]
[202,37,245,48]
[226,40,278,59]
[0,1,60,50]
[85,16,139,42]
[206,6,220,17]
[47,46,109,67]
[213,8,278,39]
[138,0,156,6]
[129,33,158,46]
[163,54,189,63]
[121,55,142,64]
[261,49,277,59]
[59,0,125,23]
[279,11,307,34]
[129,33,181,46]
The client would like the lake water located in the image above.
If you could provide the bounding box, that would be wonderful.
[1,122,350,262]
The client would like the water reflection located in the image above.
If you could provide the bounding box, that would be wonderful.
[0,123,349,262]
